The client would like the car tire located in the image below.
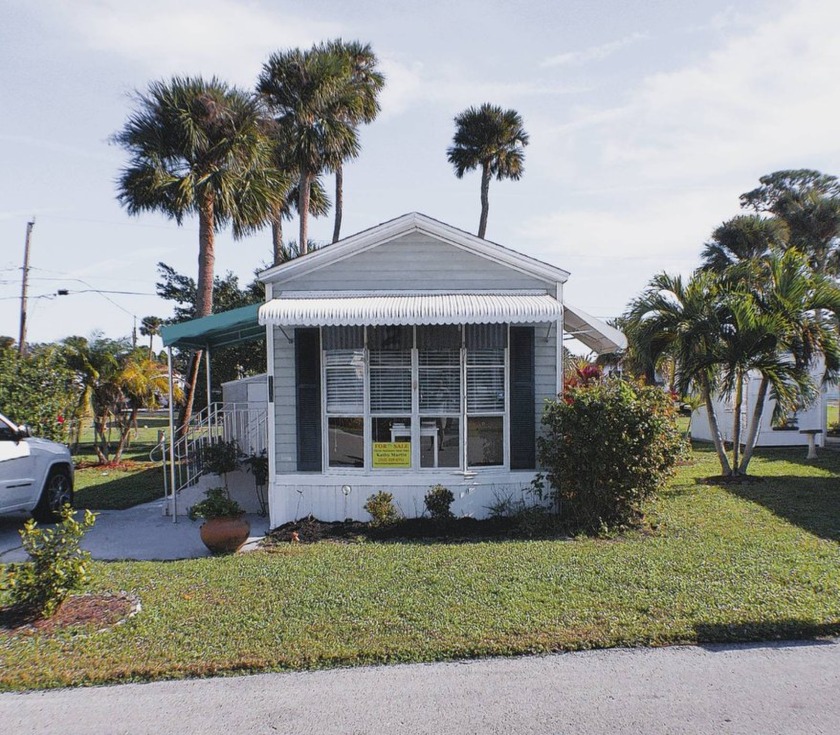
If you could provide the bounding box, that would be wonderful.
[32,466,74,523]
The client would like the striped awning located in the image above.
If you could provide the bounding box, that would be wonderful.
[259,291,563,327]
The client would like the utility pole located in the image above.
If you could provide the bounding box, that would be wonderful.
[18,218,35,356]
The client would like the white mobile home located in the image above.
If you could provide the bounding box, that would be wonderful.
[162,213,626,527]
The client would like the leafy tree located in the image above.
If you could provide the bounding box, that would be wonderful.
[447,103,529,239]
[0,343,75,442]
[113,76,284,431]
[741,169,840,276]
[258,44,357,253]
[155,263,265,404]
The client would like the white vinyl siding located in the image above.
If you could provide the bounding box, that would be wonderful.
[274,234,554,293]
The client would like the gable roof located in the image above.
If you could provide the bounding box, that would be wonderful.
[258,212,570,287]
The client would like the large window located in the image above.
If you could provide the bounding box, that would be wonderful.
[322,325,508,471]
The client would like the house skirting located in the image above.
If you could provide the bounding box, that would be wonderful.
[269,471,540,527]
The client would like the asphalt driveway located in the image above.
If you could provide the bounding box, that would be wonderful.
[0,499,269,562]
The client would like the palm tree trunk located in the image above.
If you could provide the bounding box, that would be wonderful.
[332,163,344,243]
[731,371,744,473]
[271,211,284,266]
[478,163,491,239]
[178,192,215,437]
[148,336,154,361]
[701,373,732,475]
[739,375,768,475]
[299,168,311,254]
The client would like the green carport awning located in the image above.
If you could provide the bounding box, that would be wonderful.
[160,303,263,350]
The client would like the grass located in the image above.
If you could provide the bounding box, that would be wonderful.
[1,443,839,690]
[71,412,168,510]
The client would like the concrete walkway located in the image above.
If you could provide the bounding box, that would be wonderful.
[1,639,837,734]
[0,499,269,562]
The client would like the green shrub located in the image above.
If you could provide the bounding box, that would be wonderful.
[538,377,684,533]
[424,484,454,519]
[0,345,75,442]
[363,491,399,527]
[1,506,96,617]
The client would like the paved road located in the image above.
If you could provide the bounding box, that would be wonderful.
[2,640,837,734]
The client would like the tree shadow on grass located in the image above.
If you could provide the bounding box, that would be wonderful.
[695,620,840,648]
[720,476,840,542]
[75,466,164,511]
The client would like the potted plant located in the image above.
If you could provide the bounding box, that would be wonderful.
[188,487,250,554]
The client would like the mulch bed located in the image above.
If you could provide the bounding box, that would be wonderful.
[0,592,140,638]
[74,460,153,471]
[265,515,546,546]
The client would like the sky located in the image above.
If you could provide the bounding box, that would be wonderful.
[1,0,839,354]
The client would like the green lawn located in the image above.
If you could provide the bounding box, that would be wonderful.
[2,443,839,690]
[71,412,168,509]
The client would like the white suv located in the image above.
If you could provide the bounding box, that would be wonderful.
[0,412,74,522]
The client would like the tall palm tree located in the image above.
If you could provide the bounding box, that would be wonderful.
[268,172,330,265]
[323,39,384,243]
[113,76,284,430]
[139,316,163,360]
[447,104,529,239]
[258,44,359,253]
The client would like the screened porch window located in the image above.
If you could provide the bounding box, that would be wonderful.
[322,324,508,471]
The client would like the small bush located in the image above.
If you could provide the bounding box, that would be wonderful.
[200,440,240,477]
[1,506,96,617]
[424,484,454,519]
[538,377,684,533]
[364,491,399,527]
[188,487,244,521]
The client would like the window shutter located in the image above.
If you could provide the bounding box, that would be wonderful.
[295,328,322,471]
[509,327,535,470]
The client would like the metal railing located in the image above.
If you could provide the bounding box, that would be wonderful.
[151,402,268,520]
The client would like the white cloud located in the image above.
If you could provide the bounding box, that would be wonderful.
[49,0,340,85]
[519,0,840,320]
[541,32,649,68]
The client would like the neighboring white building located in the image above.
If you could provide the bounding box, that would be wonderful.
[691,365,828,448]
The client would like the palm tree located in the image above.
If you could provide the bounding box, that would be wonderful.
[323,39,384,243]
[447,104,529,239]
[139,316,163,360]
[625,271,733,475]
[736,250,840,472]
[268,173,330,265]
[258,44,360,253]
[113,76,284,430]
[112,352,182,463]
[700,215,789,274]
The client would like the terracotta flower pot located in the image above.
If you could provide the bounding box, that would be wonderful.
[199,516,251,554]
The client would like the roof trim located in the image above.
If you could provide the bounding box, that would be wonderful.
[258,212,570,287]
